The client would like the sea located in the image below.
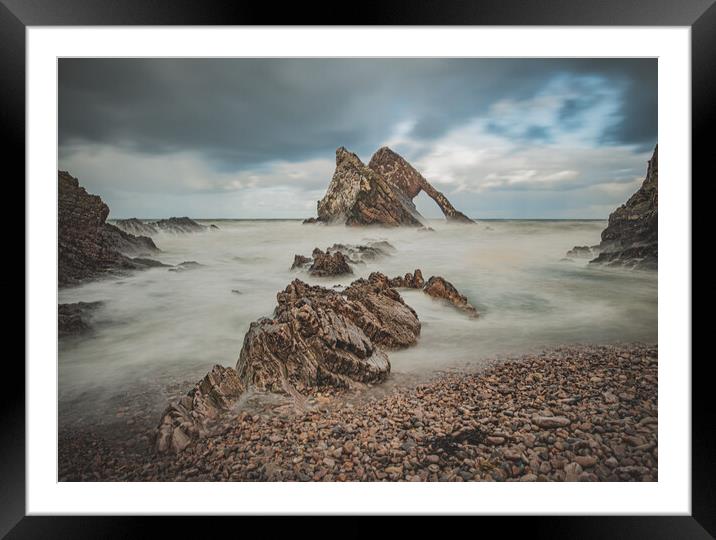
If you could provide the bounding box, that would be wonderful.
[58,219,657,432]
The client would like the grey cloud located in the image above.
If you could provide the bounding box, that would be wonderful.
[59,58,656,171]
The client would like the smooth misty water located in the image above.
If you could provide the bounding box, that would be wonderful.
[58,219,657,426]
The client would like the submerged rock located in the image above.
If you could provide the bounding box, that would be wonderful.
[58,301,103,337]
[566,245,599,258]
[589,145,658,270]
[58,171,160,287]
[291,254,312,269]
[168,261,203,272]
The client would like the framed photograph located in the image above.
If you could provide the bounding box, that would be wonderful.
[8,0,709,536]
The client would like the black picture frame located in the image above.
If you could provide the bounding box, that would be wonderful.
[7,0,710,537]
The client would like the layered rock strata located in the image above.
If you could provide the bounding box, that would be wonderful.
[589,146,658,270]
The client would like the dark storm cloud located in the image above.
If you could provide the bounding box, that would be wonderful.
[59,58,657,171]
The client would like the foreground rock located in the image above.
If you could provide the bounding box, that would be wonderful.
[155,365,244,454]
[586,145,658,270]
[60,344,657,481]
[153,270,479,454]
[58,171,161,287]
[155,275,422,452]
[368,147,474,223]
[237,278,420,394]
[307,146,473,226]
[58,301,103,337]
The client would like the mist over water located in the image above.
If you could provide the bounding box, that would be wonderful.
[58,219,657,426]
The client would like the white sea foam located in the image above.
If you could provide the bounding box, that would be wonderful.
[58,219,657,420]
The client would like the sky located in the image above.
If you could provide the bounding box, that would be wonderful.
[58,58,657,219]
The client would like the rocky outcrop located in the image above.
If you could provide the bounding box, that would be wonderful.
[155,365,245,454]
[307,248,353,277]
[155,271,479,453]
[291,254,312,269]
[114,216,208,235]
[315,147,424,226]
[237,278,420,394]
[58,171,160,287]
[395,269,425,289]
[113,218,158,236]
[368,147,474,223]
[589,146,658,270]
[370,270,477,317]
[154,217,207,233]
[326,241,395,263]
[423,276,479,318]
[291,241,395,275]
[566,245,600,259]
[168,261,203,273]
[58,301,103,337]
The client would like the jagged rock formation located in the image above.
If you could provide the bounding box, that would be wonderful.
[326,241,395,263]
[155,365,245,454]
[375,270,479,317]
[237,277,420,394]
[423,276,479,317]
[368,147,474,223]
[315,147,423,226]
[113,218,158,236]
[58,301,103,337]
[154,217,207,233]
[114,216,209,235]
[306,146,473,226]
[58,171,160,287]
[307,248,353,277]
[291,241,395,275]
[589,146,658,270]
[155,271,478,453]
[387,269,425,289]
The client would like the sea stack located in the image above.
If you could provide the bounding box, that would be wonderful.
[368,147,474,223]
[309,146,473,226]
[316,147,423,226]
[589,145,658,270]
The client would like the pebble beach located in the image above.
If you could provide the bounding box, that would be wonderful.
[59,343,657,482]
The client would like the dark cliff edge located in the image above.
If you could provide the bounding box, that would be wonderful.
[588,145,658,270]
[58,170,161,287]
